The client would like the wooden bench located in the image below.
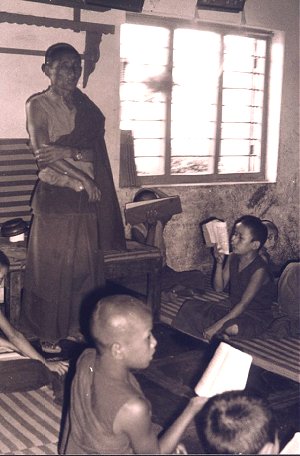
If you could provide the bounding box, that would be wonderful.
[160,281,300,383]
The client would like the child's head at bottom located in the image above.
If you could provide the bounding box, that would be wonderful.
[90,294,157,369]
[199,390,279,455]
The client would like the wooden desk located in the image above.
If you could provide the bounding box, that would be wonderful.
[0,238,162,326]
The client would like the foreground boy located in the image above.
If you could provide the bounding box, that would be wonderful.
[59,295,206,454]
[198,390,280,454]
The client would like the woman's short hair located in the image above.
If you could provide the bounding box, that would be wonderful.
[198,390,277,454]
[44,43,80,66]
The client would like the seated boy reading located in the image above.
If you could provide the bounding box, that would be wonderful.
[198,390,280,454]
[59,295,207,455]
[173,215,276,340]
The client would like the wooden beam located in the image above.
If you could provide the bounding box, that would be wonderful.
[0,11,114,34]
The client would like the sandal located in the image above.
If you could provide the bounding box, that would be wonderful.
[41,341,62,354]
[65,333,85,343]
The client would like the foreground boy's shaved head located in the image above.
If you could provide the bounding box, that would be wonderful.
[90,295,151,348]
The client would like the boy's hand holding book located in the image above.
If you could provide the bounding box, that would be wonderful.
[213,244,226,264]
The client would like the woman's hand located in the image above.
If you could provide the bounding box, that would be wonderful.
[35,144,72,165]
[83,178,102,202]
[44,359,69,375]
[213,244,225,264]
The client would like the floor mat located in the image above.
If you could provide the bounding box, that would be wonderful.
[0,386,62,455]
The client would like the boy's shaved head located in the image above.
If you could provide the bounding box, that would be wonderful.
[90,295,151,350]
[199,390,277,454]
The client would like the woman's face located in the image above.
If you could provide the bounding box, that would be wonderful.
[45,51,82,93]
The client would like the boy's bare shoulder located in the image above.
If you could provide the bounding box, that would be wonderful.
[122,395,150,414]
[115,394,151,430]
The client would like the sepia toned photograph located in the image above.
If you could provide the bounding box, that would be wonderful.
[0,0,299,454]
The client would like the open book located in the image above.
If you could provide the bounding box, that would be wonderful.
[194,342,252,398]
[201,219,229,255]
[125,195,182,225]
[280,433,300,454]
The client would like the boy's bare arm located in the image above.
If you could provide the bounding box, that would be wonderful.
[114,395,207,454]
[114,396,159,454]
[205,268,267,337]
[0,312,68,375]
[158,396,207,454]
[213,247,230,291]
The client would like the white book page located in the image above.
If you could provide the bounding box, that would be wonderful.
[215,221,229,254]
[280,433,300,454]
[195,342,252,398]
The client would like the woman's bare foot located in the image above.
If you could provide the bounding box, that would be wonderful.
[224,324,239,336]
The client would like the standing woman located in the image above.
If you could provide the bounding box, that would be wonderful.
[20,43,125,353]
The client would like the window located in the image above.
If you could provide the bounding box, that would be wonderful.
[120,17,273,185]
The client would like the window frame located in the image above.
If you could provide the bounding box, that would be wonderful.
[121,14,273,185]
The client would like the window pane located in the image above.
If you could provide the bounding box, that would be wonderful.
[125,120,165,138]
[223,72,265,90]
[135,156,164,175]
[223,89,254,106]
[222,106,263,123]
[171,156,212,175]
[171,29,220,173]
[218,155,261,173]
[120,23,170,174]
[222,123,262,139]
[120,82,166,103]
[134,138,165,157]
[171,137,216,157]
[220,139,261,157]
[120,24,169,64]
[122,63,168,82]
[121,100,166,121]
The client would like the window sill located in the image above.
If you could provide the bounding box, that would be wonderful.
[138,180,276,189]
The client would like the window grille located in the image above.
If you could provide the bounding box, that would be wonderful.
[120,17,272,185]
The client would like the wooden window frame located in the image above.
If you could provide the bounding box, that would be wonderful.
[121,14,273,186]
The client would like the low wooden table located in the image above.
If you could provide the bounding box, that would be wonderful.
[0,238,162,327]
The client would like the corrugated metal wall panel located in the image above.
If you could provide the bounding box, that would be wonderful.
[0,139,37,225]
